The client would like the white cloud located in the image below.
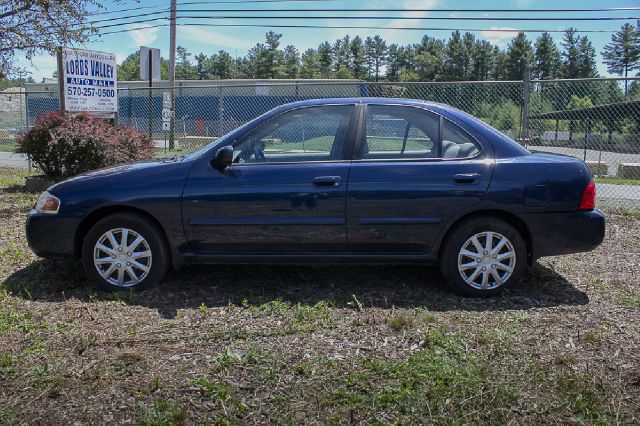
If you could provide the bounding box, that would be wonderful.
[16,54,58,81]
[128,25,159,47]
[179,26,255,50]
[480,27,519,46]
[362,0,441,44]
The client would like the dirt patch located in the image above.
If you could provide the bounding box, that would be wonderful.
[0,169,638,424]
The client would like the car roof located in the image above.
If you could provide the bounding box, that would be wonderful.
[277,97,453,111]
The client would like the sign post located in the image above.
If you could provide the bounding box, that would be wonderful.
[140,47,161,139]
[162,91,172,152]
[59,48,118,114]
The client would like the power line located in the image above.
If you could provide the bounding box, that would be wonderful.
[83,11,640,31]
[98,22,626,36]
[175,7,640,13]
[88,3,169,16]
[92,17,168,30]
[83,11,169,26]
[176,14,640,21]
[178,23,627,33]
[179,0,338,4]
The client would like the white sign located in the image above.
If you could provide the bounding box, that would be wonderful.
[140,46,161,81]
[162,92,171,108]
[162,108,172,121]
[162,122,171,131]
[62,48,117,113]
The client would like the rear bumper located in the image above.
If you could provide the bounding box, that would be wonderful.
[525,209,605,260]
[25,210,80,259]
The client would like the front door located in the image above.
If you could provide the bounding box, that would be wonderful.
[346,104,494,254]
[182,104,356,254]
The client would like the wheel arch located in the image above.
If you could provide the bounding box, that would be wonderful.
[74,205,180,269]
[438,209,533,265]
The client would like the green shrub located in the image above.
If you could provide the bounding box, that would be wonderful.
[17,112,154,179]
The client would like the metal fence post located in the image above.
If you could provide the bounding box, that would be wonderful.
[520,69,531,147]
[218,84,224,136]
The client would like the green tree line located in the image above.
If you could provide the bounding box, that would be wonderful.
[116,25,640,84]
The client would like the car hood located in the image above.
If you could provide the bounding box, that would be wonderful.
[48,157,192,194]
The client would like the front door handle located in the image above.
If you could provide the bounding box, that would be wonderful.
[312,176,342,187]
[454,173,481,184]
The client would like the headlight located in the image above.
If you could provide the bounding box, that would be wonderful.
[35,191,61,214]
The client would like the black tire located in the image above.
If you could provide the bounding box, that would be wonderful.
[82,213,169,292]
[439,216,527,297]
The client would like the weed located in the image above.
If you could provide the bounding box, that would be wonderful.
[188,378,233,402]
[388,312,414,332]
[139,399,186,426]
[199,302,208,317]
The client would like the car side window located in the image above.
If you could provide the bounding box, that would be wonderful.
[442,120,480,159]
[363,105,439,160]
[232,105,354,164]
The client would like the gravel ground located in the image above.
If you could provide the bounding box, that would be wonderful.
[0,168,638,425]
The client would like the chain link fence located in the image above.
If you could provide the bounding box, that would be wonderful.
[2,77,639,208]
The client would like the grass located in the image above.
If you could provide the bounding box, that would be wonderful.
[595,176,640,186]
[0,167,638,423]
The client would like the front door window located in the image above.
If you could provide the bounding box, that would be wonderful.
[233,105,354,164]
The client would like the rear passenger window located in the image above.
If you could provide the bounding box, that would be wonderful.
[442,120,480,159]
[363,105,439,159]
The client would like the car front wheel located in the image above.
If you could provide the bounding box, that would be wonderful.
[439,217,526,296]
[82,213,169,291]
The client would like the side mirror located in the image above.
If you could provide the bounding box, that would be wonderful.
[211,145,234,172]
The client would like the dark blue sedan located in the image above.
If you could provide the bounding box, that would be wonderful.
[26,98,605,296]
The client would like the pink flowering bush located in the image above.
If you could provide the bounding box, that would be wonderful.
[17,112,155,179]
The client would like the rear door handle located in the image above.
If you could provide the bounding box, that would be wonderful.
[454,173,481,184]
[312,176,342,187]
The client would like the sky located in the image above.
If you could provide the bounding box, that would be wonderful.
[14,0,640,81]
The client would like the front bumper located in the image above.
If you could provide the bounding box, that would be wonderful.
[525,209,605,260]
[25,210,81,259]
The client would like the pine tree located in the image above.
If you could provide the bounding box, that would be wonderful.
[414,36,444,81]
[471,40,494,81]
[283,45,300,79]
[301,48,321,79]
[577,36,598,78]
[602,23,640,94]
[194,53,209,80]
[365,35,388,81]
[317,42,333,78]
[505,32,533,80]
[117,51,141,81]
[176,46,196,79]
[560,28,580,78]
[333,35,351,73]
[213,50,233,79]
[462,32,476,79]
[533,32,561,80]
[386,44,402,81]
[350,36,367,80]
[444,31,465,80]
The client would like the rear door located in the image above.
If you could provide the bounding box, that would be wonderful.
[182,103,357,254]
[346,104,494,254]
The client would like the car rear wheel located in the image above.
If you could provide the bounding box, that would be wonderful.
[439,217,526,296]
[82,213,169,291]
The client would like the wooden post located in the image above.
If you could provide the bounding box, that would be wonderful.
[56,48,65,113]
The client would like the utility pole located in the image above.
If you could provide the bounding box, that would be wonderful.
[168,0,177,149]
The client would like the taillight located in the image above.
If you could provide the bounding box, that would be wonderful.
[578,181,596,211]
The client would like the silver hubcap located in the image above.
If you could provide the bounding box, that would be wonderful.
[93,228,152,288]
[457,231,516,290]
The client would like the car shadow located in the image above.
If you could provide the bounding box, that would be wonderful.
[2,259,588,319]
